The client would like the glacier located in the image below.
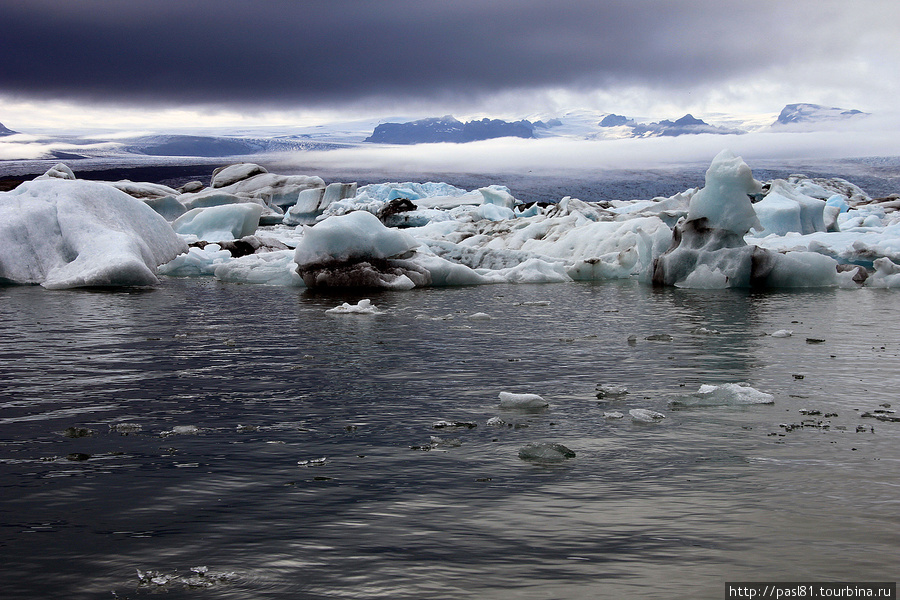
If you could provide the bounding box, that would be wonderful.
[3,151,900,291]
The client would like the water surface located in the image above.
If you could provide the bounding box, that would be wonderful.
[1,279,898,599]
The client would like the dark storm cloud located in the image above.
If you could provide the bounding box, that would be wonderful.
[0,0,846,109]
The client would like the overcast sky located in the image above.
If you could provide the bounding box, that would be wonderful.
[1,0,898,130]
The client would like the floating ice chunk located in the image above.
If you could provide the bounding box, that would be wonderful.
[295,211,418,265]
[686,149,763,235]
[486,416,507,426]
[170,425,200,435]
[629,408,666,422]
[596,384,628,398]
[474,202,516,222]
[294,211,425,289]
[325,299,381,314]
[478,185,518,209]
[674,264,730,289]
[0,178,188,289]
[172,203,263,242]
[518,442,575,462]
[771,329,793,337]
[753,180,827,237]
[432,420,477,429]
[498,391,548,409]
[297,457,327,467]
[467,312,492,320]
[159,244,232,277]
[36,163,75,180]
[603,411,625,419]
[211,163,268,188]
[213,250,303,286]
[866,258,900,288]
[670,383,774,407]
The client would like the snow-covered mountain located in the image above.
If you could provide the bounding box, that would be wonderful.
[364,115,536,144]
[774,103,868,126]
[602,113,746,137]
[0,121,16,136]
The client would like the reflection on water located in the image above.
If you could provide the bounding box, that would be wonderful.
[1,279,899,599]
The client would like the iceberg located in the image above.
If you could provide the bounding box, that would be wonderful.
[172,203,264,242]
[652,150,840,289]
[0,176,187,289]
[293,210,427,289]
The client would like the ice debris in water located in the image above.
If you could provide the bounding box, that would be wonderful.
[596,384,628,398]
[603,411,625,419]
[170,425,200,435]
[325,299,381,314]
[518,443,576,462]
[498,391,548,409]
[432,420,477,429]
[670,383,774,407]
[137,567,238,589]
[467,312,492,320]
[486,416,507,426]
[771,329,793,338]
[297,457,327,467]
[629,408,666,423]
[110,422,142,434]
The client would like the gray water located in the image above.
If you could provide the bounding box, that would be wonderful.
[1,279,899,599]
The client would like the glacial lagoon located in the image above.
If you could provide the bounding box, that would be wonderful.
[1,277,899,599]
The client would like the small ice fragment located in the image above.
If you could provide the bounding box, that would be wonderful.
[430,436,462,448]
[691,327,720,335]
[603,411,625,419]
[771,329,793,338]
[498,391,548,409]
[629,408,666,423]
[518,442,576,462]
[432,420,477,429]
[172,425,200,435]
[596,384,628,398]
[486,416,507,426]
[325,299,380,314]
[468,312,492,320]
[297,457,327,467]
[110,422,142,434]
[191,566,209,575]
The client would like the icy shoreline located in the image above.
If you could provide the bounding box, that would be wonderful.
[2,151,900,290]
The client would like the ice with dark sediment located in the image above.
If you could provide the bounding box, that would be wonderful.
[5,151,900,291]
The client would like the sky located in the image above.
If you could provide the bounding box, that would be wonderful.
[1,0,899,132]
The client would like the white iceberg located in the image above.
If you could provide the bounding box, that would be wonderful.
[0,176,187,289]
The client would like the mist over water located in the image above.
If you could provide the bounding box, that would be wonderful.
[1,278,899,599]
